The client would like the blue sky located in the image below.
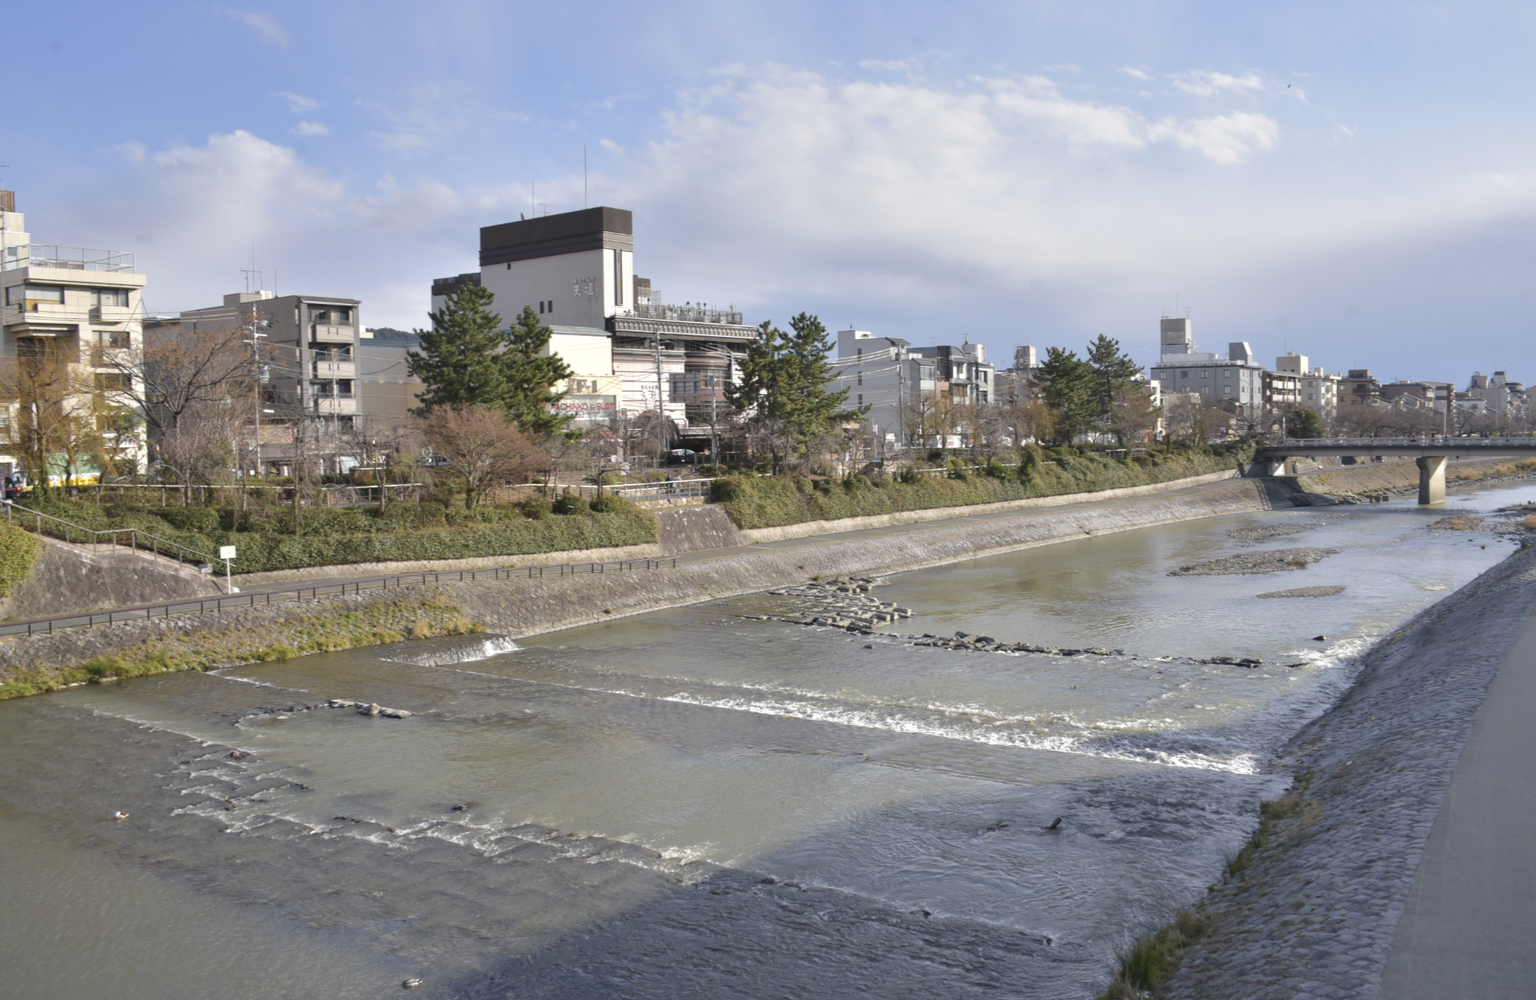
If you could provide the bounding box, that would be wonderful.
[10,2,1536,380]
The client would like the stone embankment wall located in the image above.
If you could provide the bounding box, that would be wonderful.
[0,477,1293,690]
[1294,455,1531,495]
[1159,544,1536,1000]
[0,536,219,620]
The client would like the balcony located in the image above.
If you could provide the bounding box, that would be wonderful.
[311,323,355,343]
[2,245,136,273]
[314,394,357,415]
[312,356,356,379]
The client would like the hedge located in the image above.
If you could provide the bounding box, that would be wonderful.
[710,446,1252,529]
[18,498,656,574]
[0,522,42,598]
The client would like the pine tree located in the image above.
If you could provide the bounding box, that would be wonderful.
[406,284,508,413]
[726,312,858,472]
[1086,334,1143,420]
[501,306,574,436]
[1037,347,1097,444]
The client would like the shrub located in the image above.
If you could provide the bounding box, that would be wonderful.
[0,522,42,598]
[514,498,551,520]
[552,492,590,515]
[589,494,639,514]
[597,472,624,486]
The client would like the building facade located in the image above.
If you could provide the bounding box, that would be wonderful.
[431,207,758,444]
[1147,317,1264,418]
[0,191,147,481]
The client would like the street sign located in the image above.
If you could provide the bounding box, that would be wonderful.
[219,546,237,560]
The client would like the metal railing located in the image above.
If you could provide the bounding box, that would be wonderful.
[2,245,136,273]
[1263,436,1536,450]
[5,501,217,566]
[629,303,745,325]
[0,558,679,637]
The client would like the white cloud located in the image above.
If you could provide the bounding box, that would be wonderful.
[276,91,320,113]
[361,81,526,154]
[859,58,918,72]
[1121,66,1153,81]
[291,121,331,136]
[600,138,625,155]
[225,8,289,47]
[1170,70,1265,97]
[1148,112,1279,164]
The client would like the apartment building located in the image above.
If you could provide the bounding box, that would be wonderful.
[829,329,920,447]
[1146,317,1264,418]
[0,191,147,481]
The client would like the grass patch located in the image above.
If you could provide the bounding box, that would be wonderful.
[0,593,484,700]
[1098,910,1211,1000]
[1097,775,1318,998]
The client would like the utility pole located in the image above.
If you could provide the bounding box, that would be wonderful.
[653,332,666,468]
[708,374,720,470]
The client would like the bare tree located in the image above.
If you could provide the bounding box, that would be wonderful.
[422,404,546,509]
[1108,384,1158,446]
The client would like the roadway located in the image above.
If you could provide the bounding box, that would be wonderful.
[1378,603,1536,998]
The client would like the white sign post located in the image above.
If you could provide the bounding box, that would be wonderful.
[219,545,237,594]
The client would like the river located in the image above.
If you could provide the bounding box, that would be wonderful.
[2,482,1531,999]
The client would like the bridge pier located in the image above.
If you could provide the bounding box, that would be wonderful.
[1417,455,1448,505]
[1261,457,1288,477]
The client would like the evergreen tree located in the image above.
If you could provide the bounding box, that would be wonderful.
[501,305,574,436]
[727,312,859,472]
[406,284,508,413]
[1288,408,1326,439]
[1086,334,1143,419]
[1036,347,1097,444]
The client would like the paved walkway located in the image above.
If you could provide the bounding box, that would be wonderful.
[1379,604,1536,998]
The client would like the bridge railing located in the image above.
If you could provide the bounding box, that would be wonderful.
[1262,436,1536,450]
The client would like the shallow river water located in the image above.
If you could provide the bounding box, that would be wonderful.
[2,482,1532,999]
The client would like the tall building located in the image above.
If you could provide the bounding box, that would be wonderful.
[829,329,919,447]
[149,291,365,420]
[0,190,148,480]
[1147,315,1263,417]
[431,207,758,436]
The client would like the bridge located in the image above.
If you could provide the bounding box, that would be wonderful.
[1254,437,1536,504]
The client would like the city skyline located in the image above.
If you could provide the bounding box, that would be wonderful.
[6,2,1534,379]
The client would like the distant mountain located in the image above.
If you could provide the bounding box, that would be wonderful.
[367,327,418,341]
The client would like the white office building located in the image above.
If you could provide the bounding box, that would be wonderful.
[1147,316,1264,418]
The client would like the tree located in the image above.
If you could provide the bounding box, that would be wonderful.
[422,404,546,510]
[1036,347,1097,444]
[1086,335,1143,421]
[99,322,253,498]
[1287,408,1326,439]
[500,306,574,436]
[407,285,509,412]
[1107,384,1158,446]
[726,312,860,472]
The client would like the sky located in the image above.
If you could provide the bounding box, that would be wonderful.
[8,1,1536,381]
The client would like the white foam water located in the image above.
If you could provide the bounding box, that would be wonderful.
[387,635,520,667]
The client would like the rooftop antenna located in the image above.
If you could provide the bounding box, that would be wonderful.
[584,146,588,209]
[240,243,262,294]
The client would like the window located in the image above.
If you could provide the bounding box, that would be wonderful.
[94,372,130,393]
[90,288,130,308]
[857,371,863,385]
[6,284,63,306]
[856,348,863,359]
[312,308,330,324]
[1223,369,1232,379]
[1180,370,1189,380]
[336,308,351,323]
[96,329,131,348]
[857,394,863,406]
[613,249,623,306]
[1201,370,1210,379]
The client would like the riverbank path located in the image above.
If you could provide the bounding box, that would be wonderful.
[1379,601,1536,998]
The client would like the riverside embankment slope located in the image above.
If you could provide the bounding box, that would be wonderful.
[0,474,1294,690]
[1159,543,1536,1000]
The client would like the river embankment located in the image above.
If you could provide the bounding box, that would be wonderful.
[0,475,1296,696]
[1150,541,1536,999]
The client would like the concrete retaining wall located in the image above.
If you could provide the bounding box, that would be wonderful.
[0,537,219,620]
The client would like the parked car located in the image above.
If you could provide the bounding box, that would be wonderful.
[4,472,28,501]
